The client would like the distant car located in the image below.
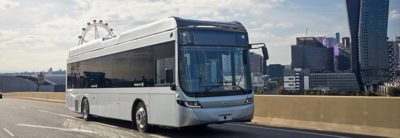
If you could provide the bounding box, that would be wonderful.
[0,91,2,99]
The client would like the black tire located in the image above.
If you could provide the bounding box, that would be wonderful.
[82,98,91,121]
[135,102,149,132]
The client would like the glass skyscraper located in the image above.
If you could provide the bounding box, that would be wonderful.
[346,0,389,90]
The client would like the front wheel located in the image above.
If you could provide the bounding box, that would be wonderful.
[82,98,91,121]
[135,102,149,132]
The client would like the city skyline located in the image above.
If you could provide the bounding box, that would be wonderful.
[0,0,399,72]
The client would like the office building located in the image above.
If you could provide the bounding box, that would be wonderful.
[342,37,350,48]
[283,68,309,92]
[336,33,340,44]
[267,64,285,82]
[337,48,352,72]
[296,37,324,47]
[308,73,359,91]
[249,52,266,75]
[325,37,337,48]
[346,0,390,90]
[396,37,400,66]
[388,41,396,82]
[346,0,361,81]
[292,37,334,73]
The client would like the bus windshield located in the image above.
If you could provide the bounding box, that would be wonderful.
[179,46,251,97]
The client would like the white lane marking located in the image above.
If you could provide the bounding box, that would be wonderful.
[3,128,15,137]
[5,103,10,105]
[148,134,169,138]
[227,123,350,138]
[38,110,76,119]
[39,109,118,129]
[20,106,26,109]
[17,124,98,134]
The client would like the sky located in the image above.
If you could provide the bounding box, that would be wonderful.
[0,0,399,73]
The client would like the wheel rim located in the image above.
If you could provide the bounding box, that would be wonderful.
[136,107,146,129]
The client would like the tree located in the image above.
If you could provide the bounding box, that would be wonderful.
[388,87,400,96]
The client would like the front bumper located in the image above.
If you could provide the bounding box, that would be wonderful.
[176,103,254,127]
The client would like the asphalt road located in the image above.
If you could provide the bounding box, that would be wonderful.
[0,98,382,138]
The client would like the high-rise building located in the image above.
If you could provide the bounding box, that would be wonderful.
[388,41,396,82]
[292,37,334,73]
[325,37,337,48]
[342,37,350,48]
[267,64,285,82]
[337,48,351,72]
[346,0,361,79]
[396,37,400,66]
[249,52,266,75]
[336,33,340,44]
[296,37,324,47]
[346,0,389,90]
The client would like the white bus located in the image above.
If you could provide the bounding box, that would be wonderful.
[66,17,268,132]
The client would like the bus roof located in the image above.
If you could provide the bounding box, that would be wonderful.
[68,17,246,58]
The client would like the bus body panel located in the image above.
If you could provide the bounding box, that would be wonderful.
[66,87,178,126]
[68,30,176,64]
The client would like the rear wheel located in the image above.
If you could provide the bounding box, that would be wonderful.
[82,98,91,121]
[135,102,149,132]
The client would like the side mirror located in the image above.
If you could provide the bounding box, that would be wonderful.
[165,69,174,84]
[262,46,269,60]
[249,43,269,61]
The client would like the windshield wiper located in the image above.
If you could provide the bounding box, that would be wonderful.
[233,84,246,94]
[234,73,248,94]
[201,85,222,92]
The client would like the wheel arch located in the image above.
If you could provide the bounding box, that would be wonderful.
[80,96,88,113]
[131,98,145,120]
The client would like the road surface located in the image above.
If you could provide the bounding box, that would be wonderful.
[0,98,381,138]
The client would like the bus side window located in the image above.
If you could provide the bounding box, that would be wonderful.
[156,57,175,85]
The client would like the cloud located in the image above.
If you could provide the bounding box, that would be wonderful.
[0,35,67,72]
[0,0,286,72]
[0,0,366,72]
[0,0,18,13]
[389,10,400,20]
[73,0,284,26]
[276,23,294,28]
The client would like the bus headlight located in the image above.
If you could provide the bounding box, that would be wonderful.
[244,97,253,104]
[177,100,202,108]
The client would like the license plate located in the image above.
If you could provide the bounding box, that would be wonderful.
[218,114,232,121]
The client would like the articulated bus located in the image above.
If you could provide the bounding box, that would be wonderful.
[66,17,268,132]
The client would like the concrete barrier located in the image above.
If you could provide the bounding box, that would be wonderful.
[254,95,400,137]
[3,92,400,137]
